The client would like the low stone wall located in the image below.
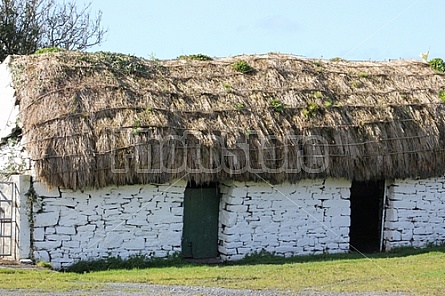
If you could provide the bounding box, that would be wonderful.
[383,178,445,250]
[218,179,351,260]
[31,178,352,268]
[32,180,186,270]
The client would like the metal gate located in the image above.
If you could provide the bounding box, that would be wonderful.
[0,181,18,258]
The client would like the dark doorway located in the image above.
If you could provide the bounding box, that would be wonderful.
[182,182,220,259]
[349,180,385,253]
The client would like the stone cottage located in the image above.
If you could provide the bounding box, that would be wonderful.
[1,51,445,269]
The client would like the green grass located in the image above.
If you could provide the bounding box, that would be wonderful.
[232,60,254,73]
[0,247,445,294]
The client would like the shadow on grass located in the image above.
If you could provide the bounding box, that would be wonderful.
[64,245,445,273]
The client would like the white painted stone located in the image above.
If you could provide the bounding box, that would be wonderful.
[219,210,236,225]
[126,217,148,226]
[331,216,350,227]
[33,228,45,241]
[34,212,59,227]
[391,200,416,209]
[34,241,62,249]
[99,233,122,249]
[48,237,72,245]
[226,204,248,212]
[393,185,417,194]
[33,182,60,197]
[34,250,50,263]
[56,226,76,235]
[323,199,349,208]
[63,240,80,248]
[121,237,145,250]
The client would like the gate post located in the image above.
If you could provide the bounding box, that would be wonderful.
[11,175,31,260]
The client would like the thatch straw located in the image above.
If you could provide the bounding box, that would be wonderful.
[9,51,445,190]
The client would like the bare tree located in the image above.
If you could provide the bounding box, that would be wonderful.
[0,0,107,61]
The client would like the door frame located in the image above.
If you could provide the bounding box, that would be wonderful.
[182,182,220,259]
[349,179,385,253]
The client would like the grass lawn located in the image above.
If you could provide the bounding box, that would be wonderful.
[0,247,444,294]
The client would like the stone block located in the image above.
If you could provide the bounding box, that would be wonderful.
[33,182,60,197]
[324,207,346,218]
[304,199,322,207]
[275,246,297,254]
[413,227,433,235]
[226,204,248,212]
[236,247,251,255]
[385,209,398,222]
[412,215,429,223]
[121,237,145,250]
[312,193,331,201]
[392,200,416,210]
[34,250,50,262]
[238,233,252,243]
[47,234,70,241]
[330,216,350,227]
[171,207,183,216]
[322,199,349,209]
[56,226,76,235]
[158,232,181,246]
[34,212,59,227]
[252,200,272,209]
[168,222,182,232]
[387,193,404,201]
[34,241,62,249]
[45,227,56,235]
[415,200,432,210]
[219,210,237,226]
[102,232,123,249]
[33,227,45,241]
[385,230,402,241]
[227,194,246,206]
[422,192,438,201]
[148,213,181,224]
[126,217,148,226]
[63,240,80,248]
[104,208,121,217]
[62,216,88,227]
[327,243,339,250]
[393,185,417,195]
[386,221,413,230]
[401,230,413,241]
[226,254,244,261]
[297,237,315,247]
[77,225,96,233]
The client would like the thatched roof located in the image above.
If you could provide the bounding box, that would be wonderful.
[8,51,445,190]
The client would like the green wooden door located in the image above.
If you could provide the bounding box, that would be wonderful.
[182,187,220,259]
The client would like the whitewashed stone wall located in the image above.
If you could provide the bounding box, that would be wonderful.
[218,179,351,260]
[0,56,18,140]
[384,178,445,250]
[32,179,186,270]
[0,56,28,177]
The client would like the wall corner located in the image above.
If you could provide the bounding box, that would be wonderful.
[11,174,32,260]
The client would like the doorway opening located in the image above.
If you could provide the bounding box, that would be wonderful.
[349,180,385,253]
[182,181,220,259]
